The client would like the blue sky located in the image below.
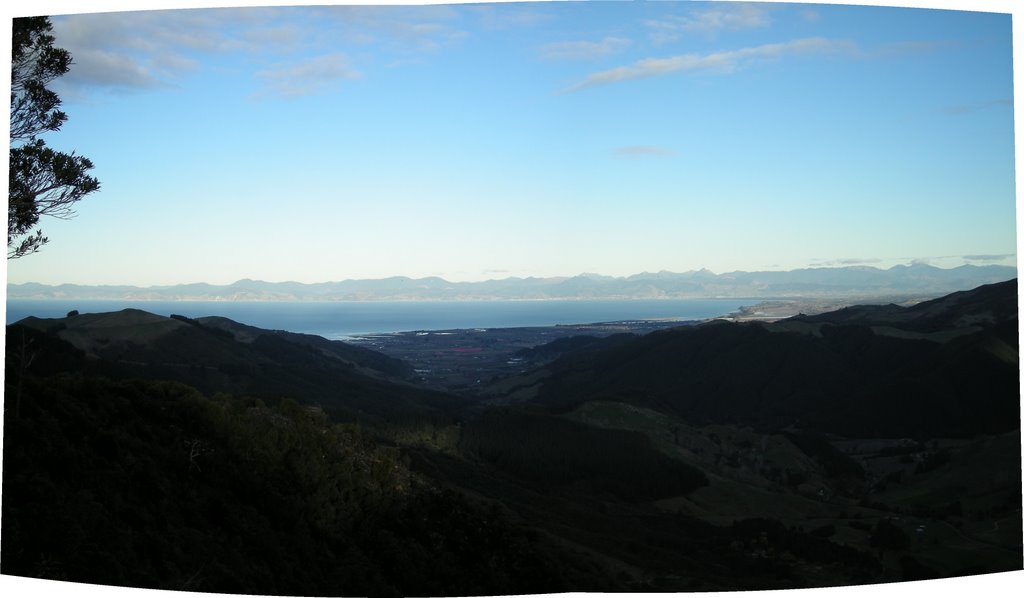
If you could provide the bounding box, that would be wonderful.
[4,1,1019,286]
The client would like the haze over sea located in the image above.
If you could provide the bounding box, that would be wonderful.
[4,298,750,340]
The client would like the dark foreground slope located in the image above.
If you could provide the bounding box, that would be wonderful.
[1,373,612,596]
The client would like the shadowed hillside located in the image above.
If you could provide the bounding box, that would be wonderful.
[791,278,1018,333]
[1,374,613,596]
[497,280,1019,439]
[11,309,467,424]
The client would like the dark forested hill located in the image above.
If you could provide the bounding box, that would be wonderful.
[10,309,466,424]
[507,280,1019,438]
[192,315,412,378]
[1,374,613,596]
[790,278,1018,333]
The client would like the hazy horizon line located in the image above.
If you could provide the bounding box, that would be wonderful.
[6,261,1017,290]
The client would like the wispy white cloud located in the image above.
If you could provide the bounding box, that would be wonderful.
[810,258,883,267]
[645,3,773,44]
[468,4,555,30]
[62,48,167,91]
[52,9,298,93]
[615,146,675,157]
[962,253,1016,262]
[540,37,631,61]
[50,6,466,97]
[150,52,201,77]
[237,23,305,51]
[322,5,469,54]
[565,38,855,93]
[254,53,361,98]
[800,9,822,24]
[806,254,1016,269]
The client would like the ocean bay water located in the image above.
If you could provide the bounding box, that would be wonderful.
[4,298,750,340]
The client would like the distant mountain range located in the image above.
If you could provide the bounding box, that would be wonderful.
[7,263,1017,301]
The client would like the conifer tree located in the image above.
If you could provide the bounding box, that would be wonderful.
[9,16,99,259]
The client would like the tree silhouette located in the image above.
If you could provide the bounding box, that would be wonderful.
[8,16,99,259]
